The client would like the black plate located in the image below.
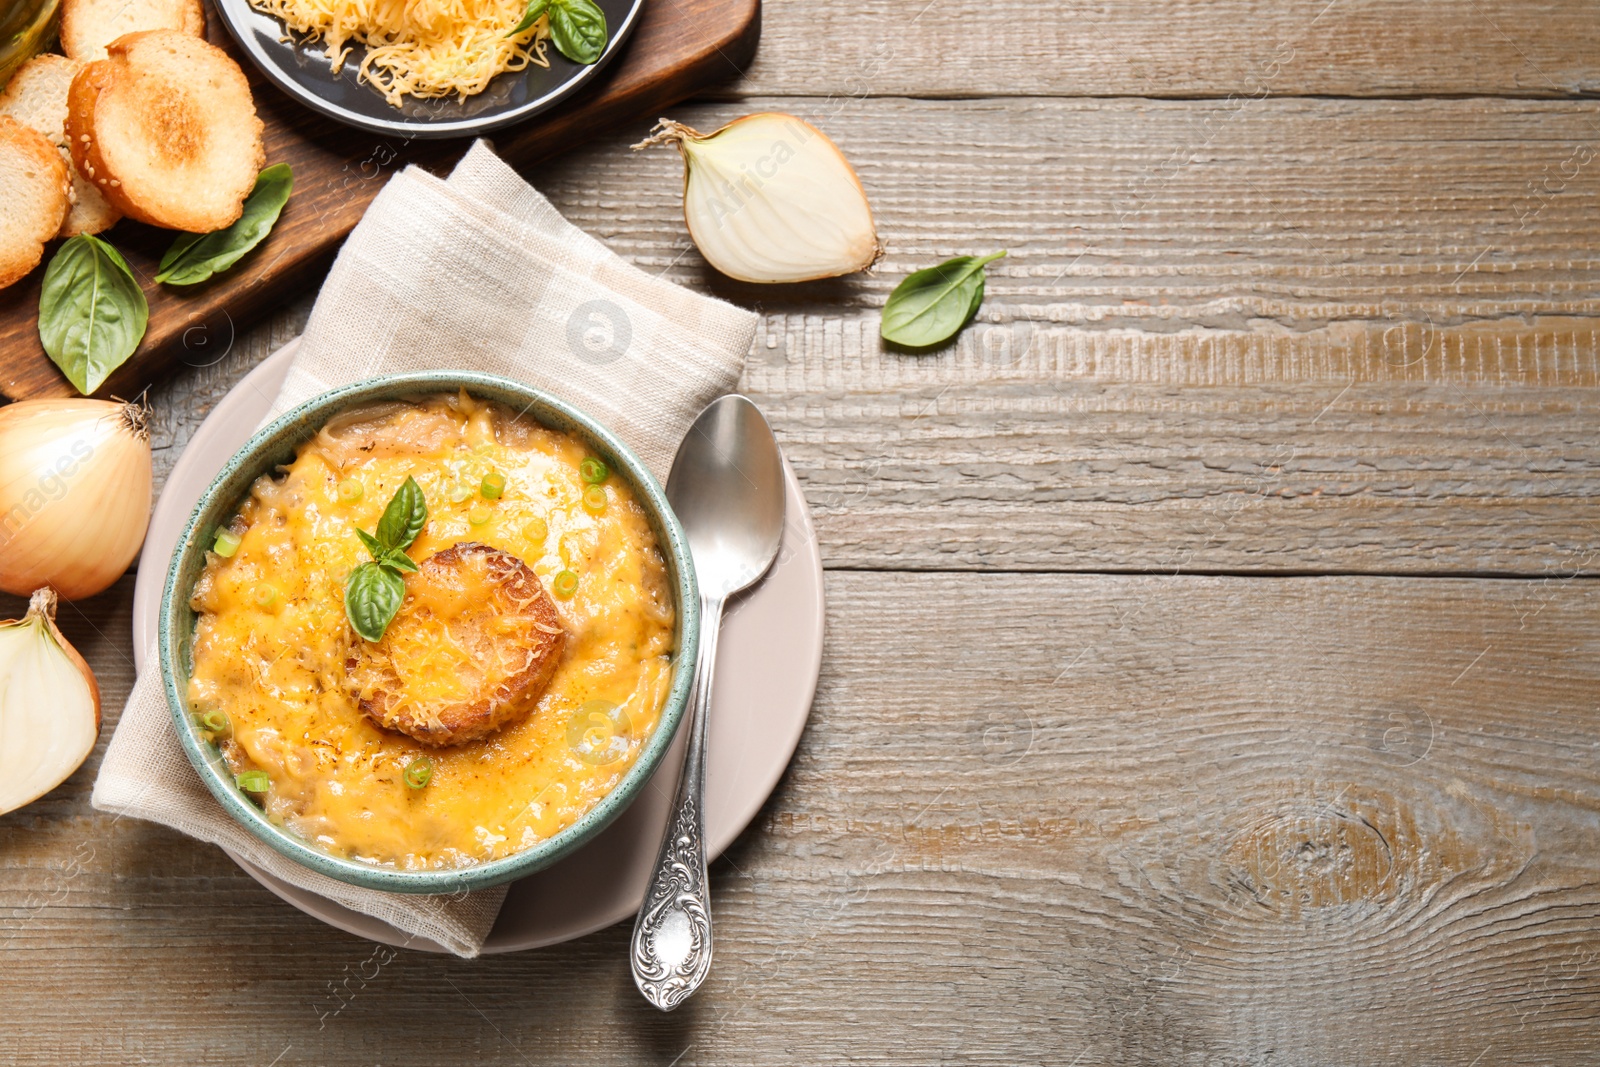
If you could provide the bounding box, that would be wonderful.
[211,0,645,138]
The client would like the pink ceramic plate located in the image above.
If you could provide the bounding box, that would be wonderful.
[133,340,824,953]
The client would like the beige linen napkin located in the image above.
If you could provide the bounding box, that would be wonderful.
[93,141,757,957]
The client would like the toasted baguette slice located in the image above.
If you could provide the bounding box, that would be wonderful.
[0,54,120,237]
[0,116,70,288]
[67,31,264,233]
[60,0,205,62]
[346,543,568,747]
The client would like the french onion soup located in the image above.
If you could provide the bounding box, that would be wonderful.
[186,392,675,869]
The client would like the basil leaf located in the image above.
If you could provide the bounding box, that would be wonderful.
[345,562,406,642]
[381,549,419,574]
[356,528,386,560]
[38,234,149,395]
[505,0,550,37]
[156,164,294,286]
[348,479,425,639]
[879,251,1007,349]
[548,0,607,64]
[375,476,427,551]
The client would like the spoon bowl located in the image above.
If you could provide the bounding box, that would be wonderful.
[666,395,787,597]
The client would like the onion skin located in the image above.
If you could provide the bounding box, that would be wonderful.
[0,588,100,817]
[0,400,152,601]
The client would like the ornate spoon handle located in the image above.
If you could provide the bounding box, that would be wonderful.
[631,592,723,1010]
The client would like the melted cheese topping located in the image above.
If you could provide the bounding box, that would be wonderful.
[187,394,675,869]
[249,0,550,107]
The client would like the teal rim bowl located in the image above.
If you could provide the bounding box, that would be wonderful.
[158,372,699,895]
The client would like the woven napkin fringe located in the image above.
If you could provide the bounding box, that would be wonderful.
[93,141,756,957]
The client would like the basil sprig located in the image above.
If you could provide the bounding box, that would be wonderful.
[345,477,427,642]
[507,0,607,64]
[37,234,149,395]
[880,250,1007,349]
[156,164,294,286]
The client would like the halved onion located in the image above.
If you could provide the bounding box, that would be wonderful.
[0,588,101,816]
[636,113,881,284]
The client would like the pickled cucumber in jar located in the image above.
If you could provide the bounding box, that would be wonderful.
[0,0,59,89]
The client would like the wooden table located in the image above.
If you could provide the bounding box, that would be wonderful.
[5,1,1600,1062]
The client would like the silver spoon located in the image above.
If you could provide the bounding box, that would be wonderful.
[631,394,786,1011]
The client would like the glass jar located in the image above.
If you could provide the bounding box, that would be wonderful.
[0,0,59,89]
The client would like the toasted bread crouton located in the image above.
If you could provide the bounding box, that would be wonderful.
[66,30,263,233]
[0,117,70,289]
[347,543,568,747]
[0,54,120,237]
[0,57,75,153]
[60,0,205,63]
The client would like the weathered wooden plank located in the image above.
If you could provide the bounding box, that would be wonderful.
[4,571,1599,1064]
[737,0,1600,98]
[563,97,1600,319]
[572,96,1600,575]
[144,96,1600,575]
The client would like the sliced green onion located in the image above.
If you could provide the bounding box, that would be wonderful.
[403,757,433,790]
[579,457,608,484]
[252,583,279,609]
[337,478,364,504]
[582,485,607,514]
[236,770,270,793]
[200,710,230,734]
[481,471,507,499]
[552,569,579,599]
[213,529,242,558]
[523,516,548,543]
[450,484,473,504]
[469,504,492,526]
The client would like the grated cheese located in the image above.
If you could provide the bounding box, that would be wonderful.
[250,0,551,107]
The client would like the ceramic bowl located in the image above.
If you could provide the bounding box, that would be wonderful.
[158,372,698,894]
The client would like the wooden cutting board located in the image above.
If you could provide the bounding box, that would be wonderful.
[0,0,760,401]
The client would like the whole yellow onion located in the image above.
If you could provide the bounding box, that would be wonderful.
[0,399,153,601]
